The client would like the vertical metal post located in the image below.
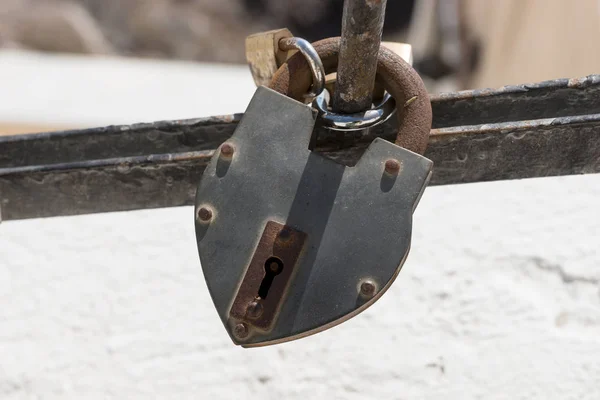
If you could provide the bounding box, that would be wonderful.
[332,0,388,114]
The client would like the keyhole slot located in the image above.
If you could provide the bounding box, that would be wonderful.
[258,257,284,299]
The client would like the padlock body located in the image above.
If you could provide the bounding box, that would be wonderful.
[195,87,432,347]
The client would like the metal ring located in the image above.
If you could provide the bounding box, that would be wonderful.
[278,37,325,99]
[269,37,432,155]
[312,90,397,131]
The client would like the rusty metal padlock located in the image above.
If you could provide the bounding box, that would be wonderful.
[196,37,432,347]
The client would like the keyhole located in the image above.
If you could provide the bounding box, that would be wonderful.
[258,257,284,299]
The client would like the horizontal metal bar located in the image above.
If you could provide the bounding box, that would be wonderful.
[1,76,599,221]
[3,75,599,169]
[0,152,211,221]
[428,114,600,184]
[431,75,600,128]
[2,113,599,221]
[0,115,241,169]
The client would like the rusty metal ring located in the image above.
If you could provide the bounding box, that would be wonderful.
[278,37,326,99]
[269,37,432,155]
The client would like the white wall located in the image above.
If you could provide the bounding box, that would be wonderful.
[1,51,599,399]
[0,50,257,127]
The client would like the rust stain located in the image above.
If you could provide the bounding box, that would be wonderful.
[229,221,307,332]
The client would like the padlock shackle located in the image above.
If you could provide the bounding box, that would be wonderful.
[269,37,432,156]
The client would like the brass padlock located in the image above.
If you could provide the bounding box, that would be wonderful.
[245,28,295,87]
[325,42,414,99]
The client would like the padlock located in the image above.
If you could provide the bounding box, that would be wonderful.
[196,37,432,347]
[246,28,414,97]
[245,28,295,87]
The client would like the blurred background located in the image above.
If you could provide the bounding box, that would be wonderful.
[1,2,599,399]
[2,0,600,133]
[2,0,600,134]
[2,0,600,86]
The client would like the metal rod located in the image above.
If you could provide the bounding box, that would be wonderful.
[2,75,600,221]
[332,0,387,113]
[1,112,599,221]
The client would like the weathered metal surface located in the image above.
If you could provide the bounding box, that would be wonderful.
[270,37,432,155]
[1,76,600,221]
[195,87,432,346]
[312,90,396,131]
[0,152,211,220]
[373,41,413,99]
[3,76,598,168]
[0,115,240,169]
[332,0,387,113]
[431,75,600,128]
[428,114,600,183]
[228,221,307,332]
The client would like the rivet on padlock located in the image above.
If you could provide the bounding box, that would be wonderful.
[196,37,432,347]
